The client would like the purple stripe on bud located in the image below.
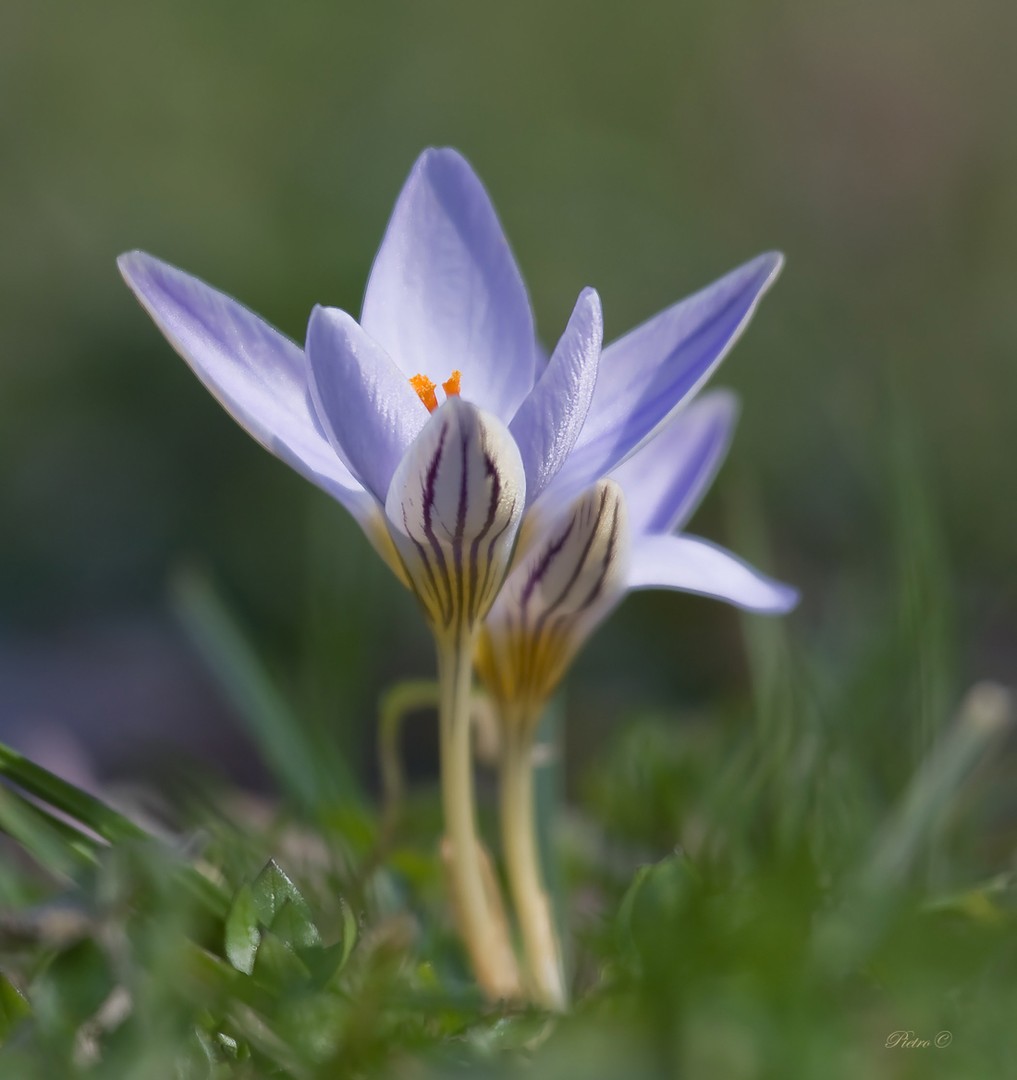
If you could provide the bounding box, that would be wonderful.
[478,479,629,717]
[385,397,525,638]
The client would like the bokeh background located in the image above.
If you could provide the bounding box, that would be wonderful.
[2,0,1014,795]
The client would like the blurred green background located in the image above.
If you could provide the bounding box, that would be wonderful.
[1,0,1014,788]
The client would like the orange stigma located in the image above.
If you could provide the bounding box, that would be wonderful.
[409,370,462,413]
[442,370,462,398]
[409,373,438,412]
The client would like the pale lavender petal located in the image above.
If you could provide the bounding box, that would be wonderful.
[509,287,602,505]
[360,148,538,421]
[306,305,429,503]
[627,534,798,613]
[385,397,525,633]
[611,390,739,537]
[117,251,375,526]
[548,253,782,496]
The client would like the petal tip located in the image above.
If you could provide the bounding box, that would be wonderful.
[307,303,358,340]
[305,304,328,349]
[750,578,799,615]
[117,249,156,286]
[412,145,475,186]
[117,249,142,270]
[775,583,801,613]
[577,284,603,321]
[575,285,604,338]
[696,386,742,423]
[758,250,785,283]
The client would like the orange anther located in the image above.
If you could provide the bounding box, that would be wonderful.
[410,370,463,413]
[410,373,438,413]
[442,370,462,398]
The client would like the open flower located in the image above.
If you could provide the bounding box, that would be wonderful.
[478,389,798,721]
[118,149,782,634]
[118,146,784,1003]
[117,150,601,639]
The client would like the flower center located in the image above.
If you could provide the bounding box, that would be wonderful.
[409,370,462,413]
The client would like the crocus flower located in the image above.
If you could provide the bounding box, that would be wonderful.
[478,389,797,717]
[477,390,798,1007]
[118,147,783,1002]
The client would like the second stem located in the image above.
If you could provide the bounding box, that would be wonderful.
[500,718,567,1010]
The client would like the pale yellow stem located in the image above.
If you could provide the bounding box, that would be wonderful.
[437,636,520,1000]
[500,715,567,1010]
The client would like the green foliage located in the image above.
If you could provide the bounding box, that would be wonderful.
[0,972,31,1044]
[224,860,329,981]
[1,595,1015,1078]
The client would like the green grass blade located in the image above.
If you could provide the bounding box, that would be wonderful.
[0,742,146,847]
[0,783,100,879]
[0,740,228,919]
[813,681,1013,974]
[171,568,360,811]
[860,682,1012,892]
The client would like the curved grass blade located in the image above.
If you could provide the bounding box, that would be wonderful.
[171,568,360,811]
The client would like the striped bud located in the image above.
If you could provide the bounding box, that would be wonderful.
[477,479,629,721]
[385,396,526,640]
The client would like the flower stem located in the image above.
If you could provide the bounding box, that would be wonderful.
[499,715,567,1010]
[437,636,520,1000]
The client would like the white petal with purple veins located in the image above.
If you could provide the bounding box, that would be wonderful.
[385,397,526,636]
[478,480,629,713]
